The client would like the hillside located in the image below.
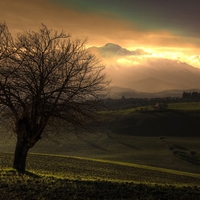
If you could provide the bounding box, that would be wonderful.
[1,103,200,174]
[1,104,200,199]
[0,153,200,199]
[107,86,187,98]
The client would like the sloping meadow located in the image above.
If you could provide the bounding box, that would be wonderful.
[0,153,200,199]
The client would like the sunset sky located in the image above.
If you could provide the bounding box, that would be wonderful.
[1,0,200,68]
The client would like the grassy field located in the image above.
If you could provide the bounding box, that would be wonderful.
[0,153,200,199]
[1,135,200,175]
[1,102,200,173]
[0,102,200,199]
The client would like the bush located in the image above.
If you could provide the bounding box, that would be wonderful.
[190,151,197,156]
[167,144,175,151]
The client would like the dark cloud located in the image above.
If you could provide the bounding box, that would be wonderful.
[120,1,200,37]
[56,0,200,38]
[1,0,200,58]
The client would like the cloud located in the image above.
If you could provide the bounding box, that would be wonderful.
[1,0,200,66]
[90,43,148,58]
[0,0,138,45]
[88,43,200,72]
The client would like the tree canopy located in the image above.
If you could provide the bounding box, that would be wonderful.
[0,22,109,171]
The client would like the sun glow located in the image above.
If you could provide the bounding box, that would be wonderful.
[116,47,200,68]
[117,58,140,65]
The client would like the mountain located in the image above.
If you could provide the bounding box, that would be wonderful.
[108,86,188,99]
[88,44,200,94]
[130,77,188,93]
[89,43,146,58]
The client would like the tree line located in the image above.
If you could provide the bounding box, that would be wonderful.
[103,91,200,110]
[182,91,200,101]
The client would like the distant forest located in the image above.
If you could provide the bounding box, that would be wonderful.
[182,91,200,100]
[103,91,200,110]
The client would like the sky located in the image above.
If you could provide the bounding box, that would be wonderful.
[1,0,200,68]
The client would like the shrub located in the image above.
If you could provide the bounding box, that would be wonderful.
[190,151,197,156]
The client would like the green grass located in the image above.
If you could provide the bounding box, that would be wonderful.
[1,103,200,199]
[1,152,200,186]
[1,133,200,175]
[1,169,199,200]
[100,102,200,116]
[34,153,200,181]
[99,102,200,139]
[0,153,200,199]
[0,154,200,200]
[168,102,200,111]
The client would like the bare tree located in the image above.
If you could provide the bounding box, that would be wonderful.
[0,23,109,172]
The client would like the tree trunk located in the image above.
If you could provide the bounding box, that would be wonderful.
[13,139,30,172]
[13,117,42,172]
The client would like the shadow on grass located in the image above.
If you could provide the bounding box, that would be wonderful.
[174,144,189,151]
[175,152,200,166]
[168,142,200,166]
[18,170,41,178]
[108,134,138,149]
[175,150,200,166]
[77,135,109,152]
[1,168,41,178]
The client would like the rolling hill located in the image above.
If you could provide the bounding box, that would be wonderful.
[1,105,200,174]
[1,153,200,199]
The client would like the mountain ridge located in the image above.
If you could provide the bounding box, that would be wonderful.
[88,43,200,94]
[108,85,200,99]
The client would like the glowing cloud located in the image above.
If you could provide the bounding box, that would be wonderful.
[1,0,200,69]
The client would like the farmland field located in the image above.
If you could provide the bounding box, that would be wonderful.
[0,102,200,199]
[0,153,200,199]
